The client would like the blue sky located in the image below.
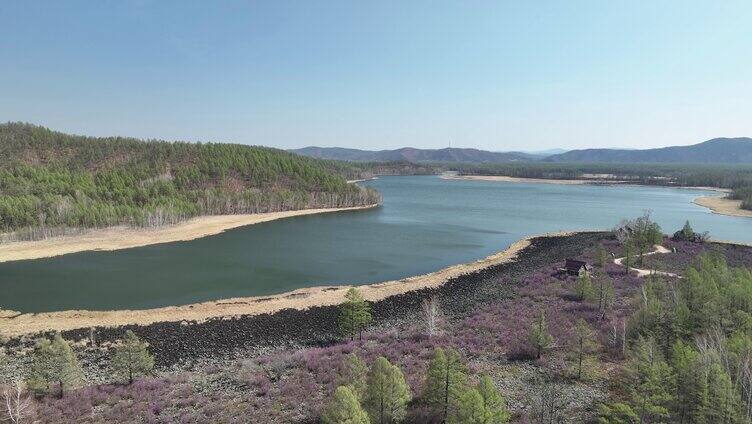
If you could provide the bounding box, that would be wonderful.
[1,1,751,151]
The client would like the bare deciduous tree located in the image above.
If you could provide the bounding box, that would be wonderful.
[531,378,571,424]
[422,295,442,338]
[609,317,627,358]
[3,380,34,424]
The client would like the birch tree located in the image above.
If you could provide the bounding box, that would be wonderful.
[2,380,34,424]
[422,294,443,338]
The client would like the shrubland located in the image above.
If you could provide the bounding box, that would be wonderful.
[1,219,752,422]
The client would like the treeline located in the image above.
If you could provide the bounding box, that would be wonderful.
[449,162,752,211]
[600,253,752,422]
[0,123,381,234]
[448,162,752,189]
[731,187,752,211]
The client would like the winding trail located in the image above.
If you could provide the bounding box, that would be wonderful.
[613,244,681,278]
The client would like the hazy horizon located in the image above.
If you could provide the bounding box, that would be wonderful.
[2,1,751,151]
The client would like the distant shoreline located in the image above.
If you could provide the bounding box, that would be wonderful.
[441,174,593,185]
[441,174,732,193]
[443,174,751,218]
[693,195,752,219]
[0,205,378,264]
[0,232,565,337]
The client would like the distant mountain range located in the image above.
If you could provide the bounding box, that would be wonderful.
[517,148,569,157]
[290,146,536,163]
[292,138,752,164]
[545,137,752,164]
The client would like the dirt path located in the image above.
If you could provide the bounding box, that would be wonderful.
[613,245,680,278]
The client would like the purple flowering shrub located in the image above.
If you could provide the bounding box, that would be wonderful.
[31,236,749,423]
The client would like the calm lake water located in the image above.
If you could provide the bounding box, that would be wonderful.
[2,176,750,313]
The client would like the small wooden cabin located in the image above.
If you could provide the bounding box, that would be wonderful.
[561,259,592,276]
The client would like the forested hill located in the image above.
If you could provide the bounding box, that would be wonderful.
[0,123,381,235]
[546,137,752,163]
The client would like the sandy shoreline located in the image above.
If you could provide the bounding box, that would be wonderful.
[347,177,378,184]
[694,195,752,219]
[0,232,570,337]
[0,205,378,263]
[442,174,593,185]
[442,175,733,194]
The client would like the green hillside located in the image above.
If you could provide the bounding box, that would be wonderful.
[0,123,381,235]
[546,137,752,163]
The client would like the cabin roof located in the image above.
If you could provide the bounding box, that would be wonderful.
[565,259,589,270]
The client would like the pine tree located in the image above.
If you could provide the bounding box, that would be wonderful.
[529,310,554,359]
[338,288,373,341]
[336,353,368,401]
[705,361,741,424]
[597,274,616,318]
[630,212,663,265]
[27,335,83,397]
[322,386,370,424]
[27,338,56,395]
[112,330,155,384]
[476,375,511,423]
[569,319,598,380]
[0,345,6,371]
[595,244,609,269]
[574,269,595,301]
[424,347,468,423]
[678,266,721,336]
[670,340,708,423]
[52,335,84,397]
[623,242,635,274]
[450,388,485,424]
[680,220,695,241]
[363,357,411,424]
[597,402,639,424]
[624,336,673,423]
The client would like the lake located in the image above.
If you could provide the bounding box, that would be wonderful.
[1,176,750,313]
